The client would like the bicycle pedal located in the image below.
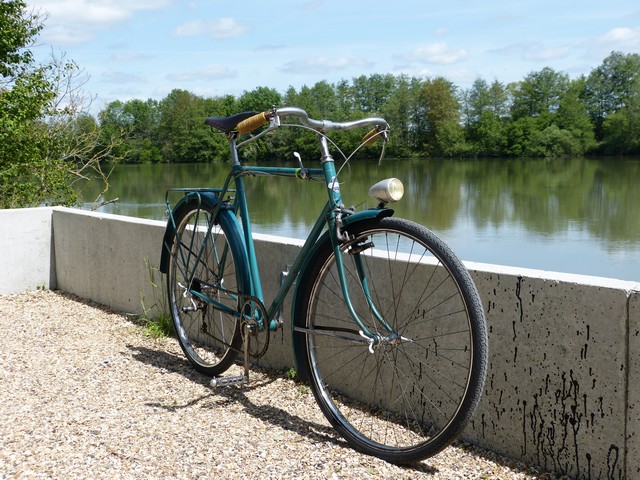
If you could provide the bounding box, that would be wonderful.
[209,375,247,388]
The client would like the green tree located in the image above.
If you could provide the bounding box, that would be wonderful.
[157,89,227,163]
[236,86,281,113]
[463,79,510,156]
[416,77,466,156]
[352,73,396,114]
[508,68,595,156]
[585,51,640,140]
[0,0,113,208]
[601,94,640,154]
[554,77,597,155]
[505,116,538,156]
[510,67,570,121]
[98,98,161,163]
[382,75,422,155]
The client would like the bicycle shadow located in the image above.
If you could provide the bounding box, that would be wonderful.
[128,345,337,434]
[128,344,438,475]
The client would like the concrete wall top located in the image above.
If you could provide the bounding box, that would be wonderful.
[464,259,640,293]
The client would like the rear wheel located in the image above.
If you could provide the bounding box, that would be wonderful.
[166,200,249,376]
[295,217,488,464]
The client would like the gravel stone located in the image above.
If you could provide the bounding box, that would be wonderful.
[0,290,560,479]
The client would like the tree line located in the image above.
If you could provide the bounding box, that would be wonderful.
[92,51,640,164]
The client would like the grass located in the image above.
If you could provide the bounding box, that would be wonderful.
[142,313,174,338]
[139,256,173,338]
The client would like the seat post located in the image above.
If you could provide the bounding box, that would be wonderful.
[229,136,241,166]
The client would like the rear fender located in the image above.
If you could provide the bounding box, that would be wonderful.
[159,192,233,274]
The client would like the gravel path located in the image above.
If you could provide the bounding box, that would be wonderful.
[0,290,558,479]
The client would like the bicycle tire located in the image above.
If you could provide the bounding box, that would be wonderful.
[294,217,488,464]
[166,199,250,376]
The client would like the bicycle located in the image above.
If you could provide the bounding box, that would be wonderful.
[158,106,488,464]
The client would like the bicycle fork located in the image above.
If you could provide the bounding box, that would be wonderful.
[318,134,403,352]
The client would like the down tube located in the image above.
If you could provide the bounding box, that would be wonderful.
[265,201,332,325]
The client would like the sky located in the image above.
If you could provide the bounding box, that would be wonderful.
[25,0,640,114]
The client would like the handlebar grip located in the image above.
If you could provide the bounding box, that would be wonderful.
[362,128,381,146]
[236,111,270,135]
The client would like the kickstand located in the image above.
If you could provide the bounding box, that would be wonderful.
[242,322,251,382]
[209,322,252,388]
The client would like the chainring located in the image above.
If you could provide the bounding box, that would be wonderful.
[240,296,270,358]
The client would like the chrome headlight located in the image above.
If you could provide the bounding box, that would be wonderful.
[368,178,404,204]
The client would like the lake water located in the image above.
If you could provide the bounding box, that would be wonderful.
[76,157,640,282]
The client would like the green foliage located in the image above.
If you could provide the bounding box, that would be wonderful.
[93,53,636,163]
[0,0,42,77]
[510,67,570,120]
[0,2,71,207]
[1,0,114,209]
[585,51,640,140]
[601,96,640,154]
[236,86,281,112]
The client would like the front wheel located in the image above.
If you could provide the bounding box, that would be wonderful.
[294,217,488,464]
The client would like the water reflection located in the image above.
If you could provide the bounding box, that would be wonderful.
[76,157,640,281]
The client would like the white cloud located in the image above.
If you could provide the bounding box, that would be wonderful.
[111,52,154,62]
[597,26,640,51]
[491,42,572,62]
[28,0,173,46]
[172,18,249,39]
[166,64,237,82]
[524,45,572,62]
[407,43,469,65]
[31,0,129,25]
[280,56,373,74]
[42,25,95,46]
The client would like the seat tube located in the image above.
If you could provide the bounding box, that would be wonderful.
[228,136,263,302]
[234,171,263,302]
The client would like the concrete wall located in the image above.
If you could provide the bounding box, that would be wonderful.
[2,206,639,480]
[51,208,166,315]
[465,267,636,479]
[0,207,56,294]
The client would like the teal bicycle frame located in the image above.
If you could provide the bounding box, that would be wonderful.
[164,132,395,342]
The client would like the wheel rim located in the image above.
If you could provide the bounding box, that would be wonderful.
[306,225,478,455]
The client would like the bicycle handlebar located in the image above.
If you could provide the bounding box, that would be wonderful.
[236,111,270,135]
[235,107,389,145]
